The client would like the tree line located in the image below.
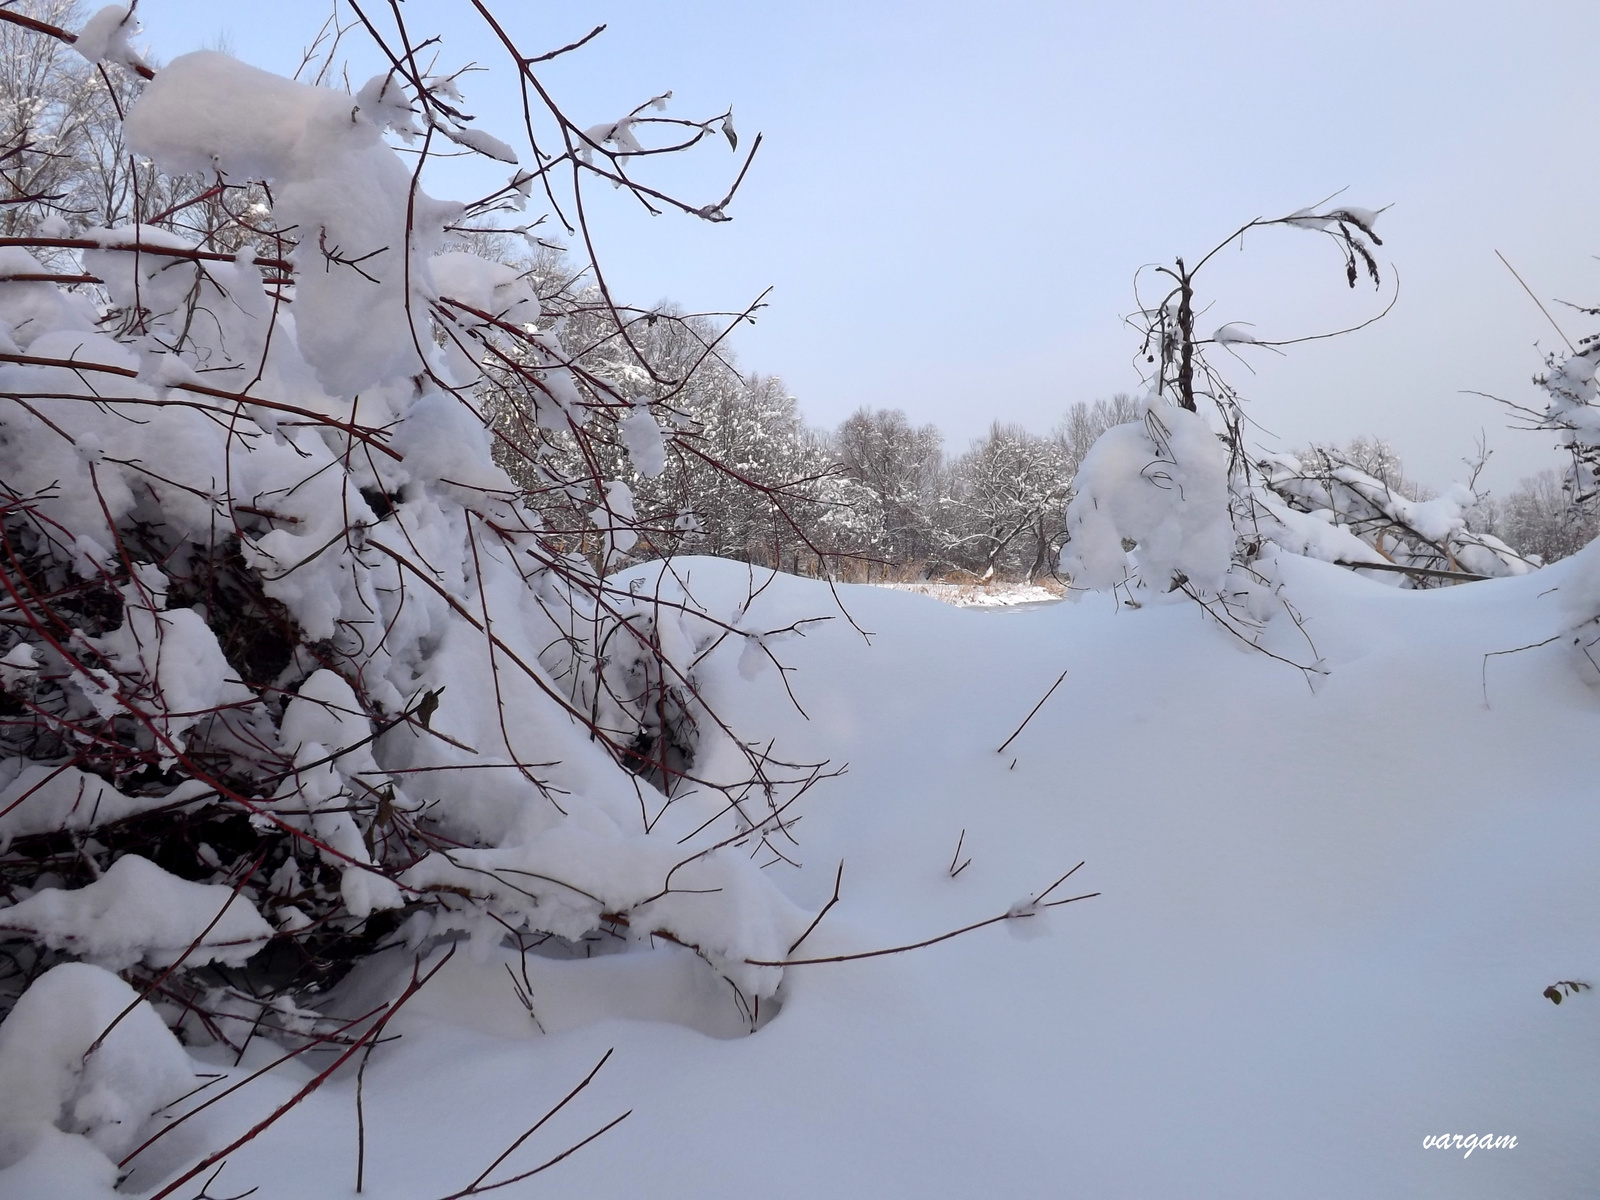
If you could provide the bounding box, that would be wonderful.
[501,281,1596,583]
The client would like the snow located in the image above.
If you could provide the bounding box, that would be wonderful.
[0,855,274,971]
[0,766,213,842]
[71,6,147,73]
[2,21,1595,1200]
[591,478,640,555]
[6,555,1595,1196]
[124,52,461,398]
[90,578,256,756]
[1254,451,1535,583]
[1059,398,1234,593]
[0,962,198,1185]
[273,670,405,920]
[619,400,668,478]
[875,580,1063,607]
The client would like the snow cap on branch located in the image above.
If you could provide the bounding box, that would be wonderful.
[72,5,147,72]
[124,51,460,397]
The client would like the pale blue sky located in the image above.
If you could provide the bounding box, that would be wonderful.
[134,0,1600,492]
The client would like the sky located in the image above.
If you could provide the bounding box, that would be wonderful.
[131,0,1600,494]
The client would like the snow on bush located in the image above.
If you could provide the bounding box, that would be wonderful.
[0,854,272,971]
[0,5,824,1184]
[1060,204,1540,612]
[1525,322,1600,680]
[1248,449,1533,585]
[1059,396,1233,595]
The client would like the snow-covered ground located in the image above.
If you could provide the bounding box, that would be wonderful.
[873,580,1064,607]
[12,551,1595,1199]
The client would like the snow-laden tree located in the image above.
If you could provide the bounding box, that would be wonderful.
[1484,469,1600,565]
[832,407,944,569]
[1510,305,1600,681]
[819,397,1142,583]
[491,283,864,575]
[1059,204,1535,614]
[939,423,1072,581]
[0,5,833,1185]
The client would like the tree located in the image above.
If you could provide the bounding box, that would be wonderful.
[833,407,944,570]
[1490,469,1600,564]
[1055,393,1142,468]
[1060,202,1532,604]
[490,281,858,575]
[939,423,1070,581]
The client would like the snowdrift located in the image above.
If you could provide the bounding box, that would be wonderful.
[4,554,1594,1197]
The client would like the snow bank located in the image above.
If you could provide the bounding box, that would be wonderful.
[129,557,1598,1200]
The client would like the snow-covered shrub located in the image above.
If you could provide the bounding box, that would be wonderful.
[1519,307,1600,679]
[1059,396,1232,595]
[0,4,826,1178]
[1059,203,1535,612]
[1056,204,1388,602]
[1247,446,1534,586]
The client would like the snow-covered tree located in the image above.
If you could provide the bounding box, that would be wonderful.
[821,397,1142,583]
[1059,204,1534,607]
[939,423,1071,581]
[832,407,944,569]
[1487,469,1600,564]
[489,283,862,575]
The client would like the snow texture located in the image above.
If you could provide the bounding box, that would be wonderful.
[0,963,194,1174]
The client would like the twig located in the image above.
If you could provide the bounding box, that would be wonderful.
[1496,249,1574,353]
[438,1048,622,1199]
[148,947,456,1200]
[787,860,843,955]
[746,866,1098,967]
[996,668,1068,755]
[948,830,971,878]
[1480,634,1561,706]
